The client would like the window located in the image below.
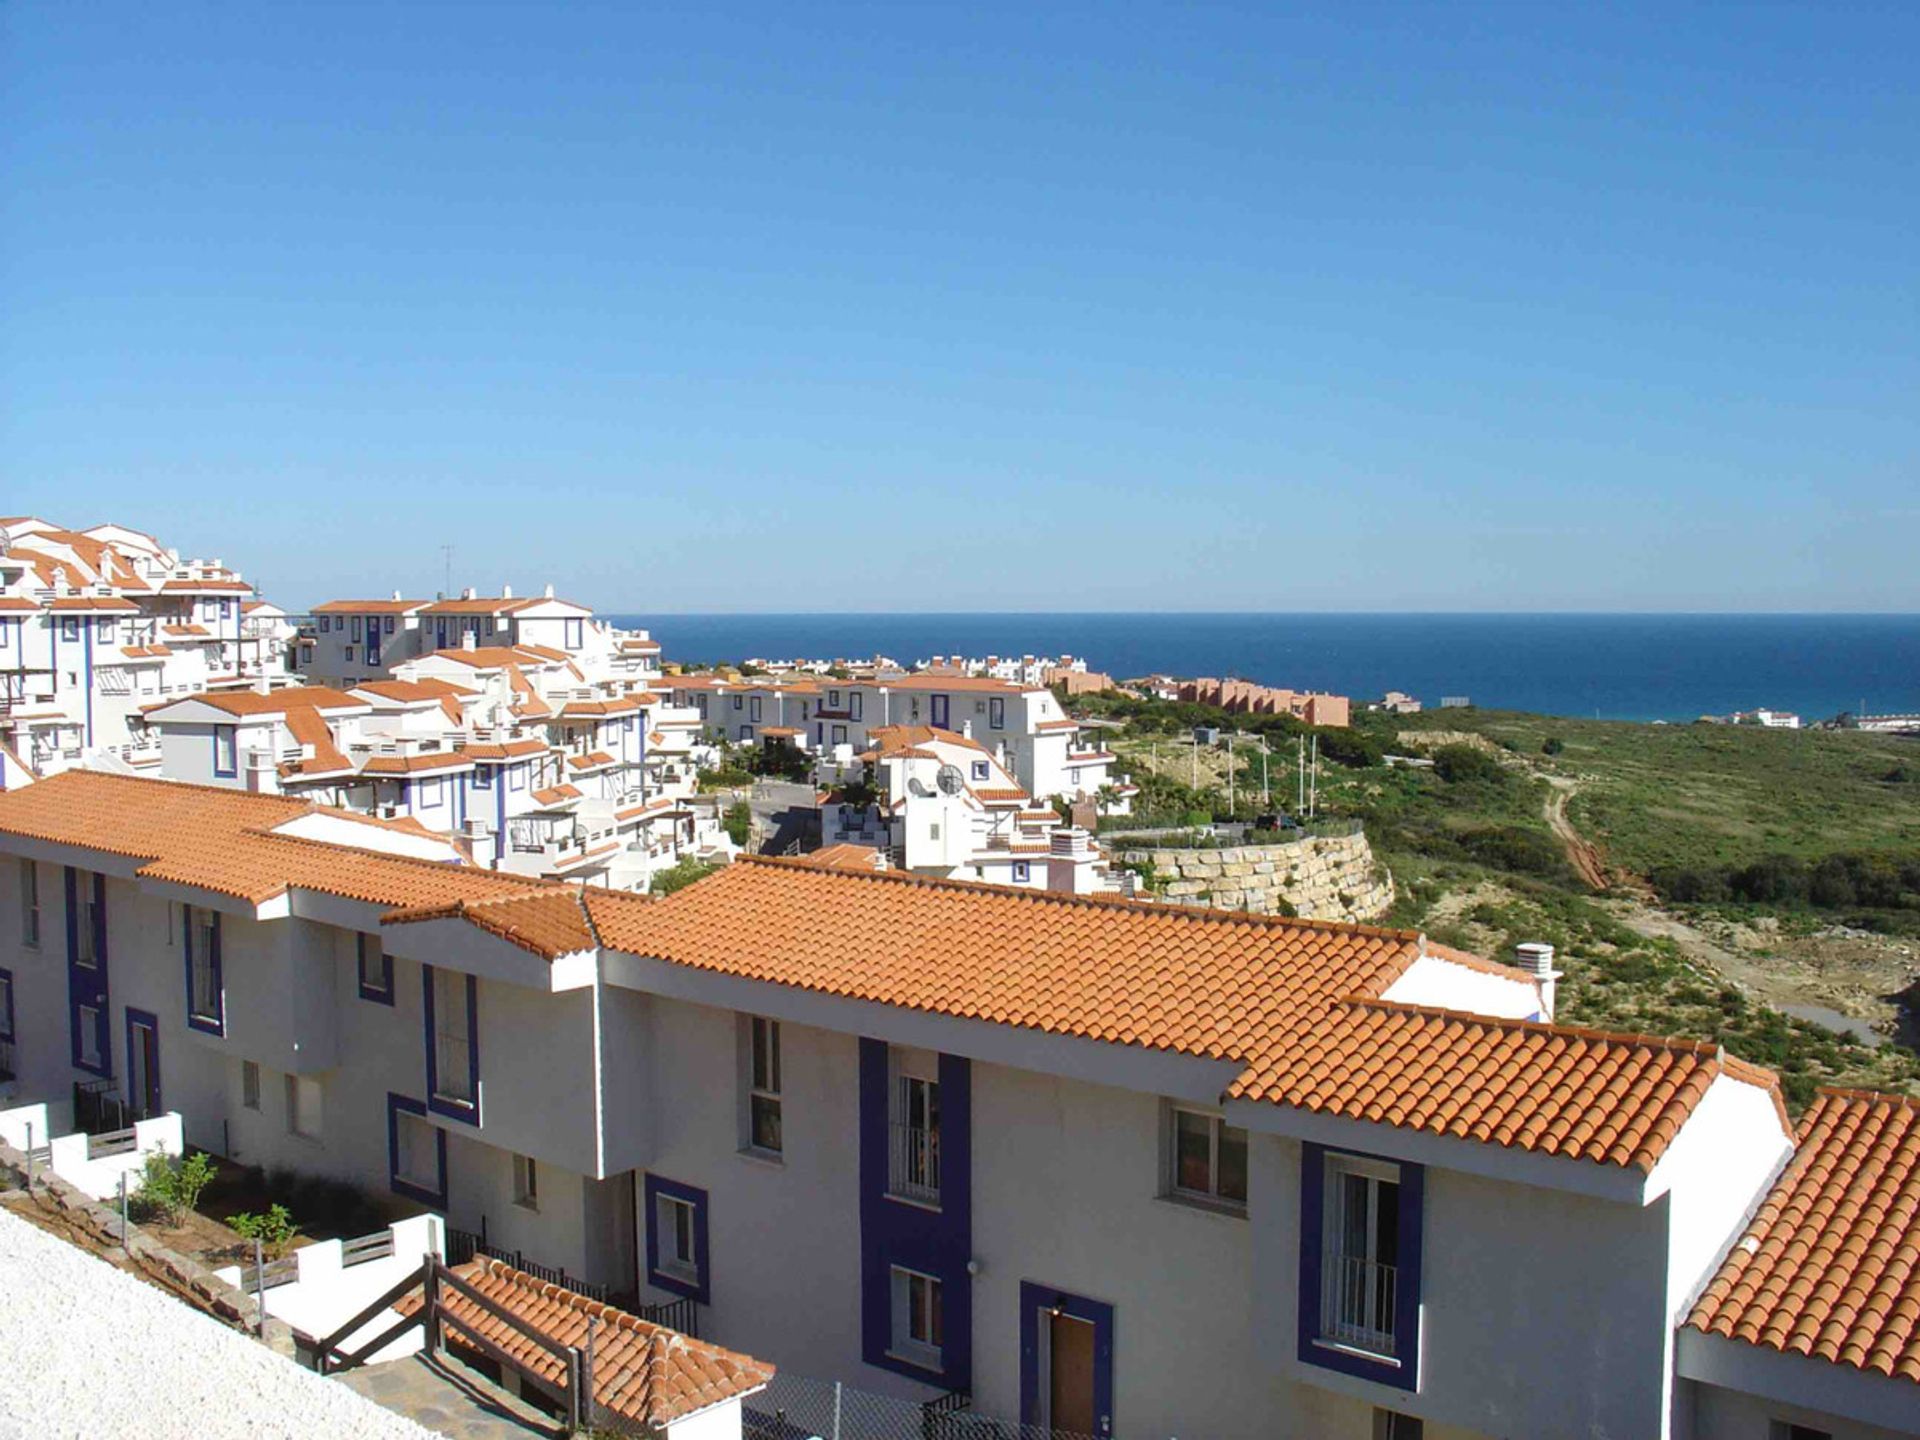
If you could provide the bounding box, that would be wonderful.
[77,1004,102,1067]
[286,1074,323,1140]
[890,1266,943,1370]
[1322,1154,1401,1357]
[990,697,1005,730]
[357,933,393,1003]
[1012,861,1031,883]
[513,1153,539,1210]
[427,967,478,1119]
[417,777,444,809]
[828,690,842,709]
[384,616,395,635]
[388,1094,446,1206]
[1373,1411,1423,1440]
[849,693,863,721]
[343,645,355,663]
[890,1064,940,1205]
[1169,1106,1248,1208]
[351,616,363,642]
[831,724,847,746]
[213,725,237,778]
[184,905,223,1035]
[737,725,751,742]
[97,618,116,642]
[61,617,79,642]
[219,598,232,619]
[74,877,100,967]
[744,1016,782,1155]
[509,766,525,791]
[0,620,8,650]
[732,695,743,711]
[242,1060,261,1110]
[0,967,14,1043]
[970,761,989,781]
[645,1175,709,1302]
[472,766,492,789]
[318,616,331,633]
[19,861,38,948]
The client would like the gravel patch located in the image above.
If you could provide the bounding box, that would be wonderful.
[0,1206,436,1440]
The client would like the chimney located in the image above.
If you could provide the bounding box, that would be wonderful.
[461,586,476,601]
[502,584,513,599]
[254,673,272,695]
[462,631,477,651]
[1512,942,1562,1020]
[391,589,402,602]
[544,583,555,599]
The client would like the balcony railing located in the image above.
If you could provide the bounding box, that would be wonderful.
[888,1122,940,1205]
[1321,1254,1398,1356]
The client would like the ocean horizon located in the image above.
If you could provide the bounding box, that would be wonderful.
[603,612,1920,725]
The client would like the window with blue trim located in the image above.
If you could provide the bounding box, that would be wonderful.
[472,766,492,789]
[213,725,237,778]
[387,1093,447,1207]
[1012,861,1031,883]
[1299,1144,1423,1391]
[424,966,479,1123]
[644,1175,710,1304]
[219,599,232,619]
[61,617,79,642]
[418,777,444,809]
[0,966,14,1043]
[184,906,224,1035]
[357,934,393,1003]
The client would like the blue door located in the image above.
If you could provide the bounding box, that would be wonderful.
[365,613,381,666]
[930,694,950,729]
[126,1009,161,1119]
[65,869,111,1076]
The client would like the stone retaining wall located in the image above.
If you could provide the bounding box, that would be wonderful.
[1117,830,1393,922]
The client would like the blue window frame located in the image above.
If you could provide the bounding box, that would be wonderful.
[387,1093,448,1207]
[0,619,11,650]
[472,766,493,790]
[0,966,15,1042]
[60,617,80,642]
[564,618,583,649]
[212,725,238,778]
[383,616,395,634]
[357,933,393,1004]
[971,761,989,781]
[218,599,232,619]
[1012,861,1031,883]
[1298,1142,1424,1391]
[989,697,1005,730]
[644,1174,710,1304]
[418,777,444,810]
[423,965,480,1124]
[183,905,224,1036]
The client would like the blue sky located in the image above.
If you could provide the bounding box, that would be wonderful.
[3,3,1914,612]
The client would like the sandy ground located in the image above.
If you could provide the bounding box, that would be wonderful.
[0,1206,435,1440]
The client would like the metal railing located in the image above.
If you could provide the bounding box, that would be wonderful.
[1321,1254,1398,1356]
[236,1252,301,1292]
[635,1294,699,1338]
[887,1123,940,1205]
[444,1227,609,1303]
[73,1078,128,1137]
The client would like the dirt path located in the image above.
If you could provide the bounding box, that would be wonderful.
[1543,778,1611,890]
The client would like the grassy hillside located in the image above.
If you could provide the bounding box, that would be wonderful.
[1082,694,1920,1108]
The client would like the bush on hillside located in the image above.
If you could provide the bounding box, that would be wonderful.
[1431,744,1505,786]
[651,857,719,896]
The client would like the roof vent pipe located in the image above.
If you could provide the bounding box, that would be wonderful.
[1513,942,1562,1022]
[502,584,513,599]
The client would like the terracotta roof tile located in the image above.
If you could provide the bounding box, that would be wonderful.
[1688,1089,1920,1385]
[803,843,887,872]
[384,892,596,960]
[311,599,428,614]
[395,1261,771,1425]
[360,750,475,775]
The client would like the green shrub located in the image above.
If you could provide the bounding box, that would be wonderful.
[229,1203,301,1257]
[723,801,753,848]
[651,856,719,895]
[1541,737,1565,756]
[134,1150,217,1226]
[1431,744,1506,786]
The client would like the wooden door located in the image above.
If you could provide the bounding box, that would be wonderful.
[1049,1312,1096,1435]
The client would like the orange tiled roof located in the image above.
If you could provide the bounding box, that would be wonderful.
[0,771,546,912]
[183,686,366,717]
[566,750,617,771]
[417,597,535,616]
[1688,1089,1920,1384]
[360,751,475,775]
[311,599,428,614]
[804,843,887,872]
[385,892,596,960]
[353,679,479,703]
[463,738,551,762]
[532,784,584,805]
[49,596,139,612]
[584,859,1785,1171]
[394,1260,771,1425]
[280,707,352,777]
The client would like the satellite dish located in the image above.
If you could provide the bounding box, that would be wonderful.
[936,764,965,796]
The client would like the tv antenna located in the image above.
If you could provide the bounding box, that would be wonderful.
[440,544,454,599]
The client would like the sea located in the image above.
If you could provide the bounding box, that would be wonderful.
[604,613,1920,725]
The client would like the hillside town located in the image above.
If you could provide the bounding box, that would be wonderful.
[0,514,1914,1440]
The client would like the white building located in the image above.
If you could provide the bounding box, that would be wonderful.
[0,517,292,781]
[670,672,1133,812]
[0,769,1909,1439]
[817,724,1123,894]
